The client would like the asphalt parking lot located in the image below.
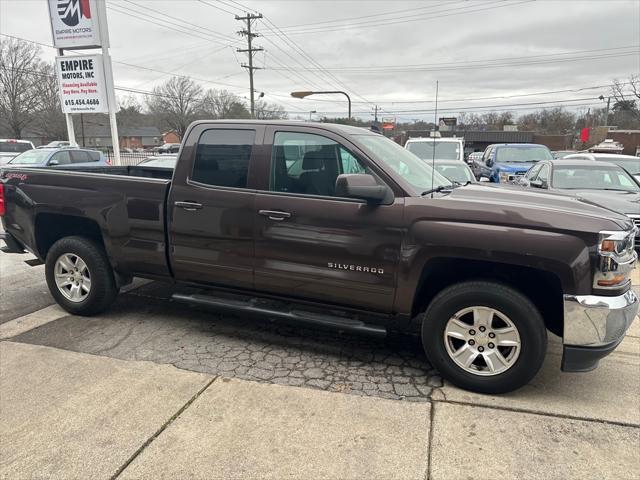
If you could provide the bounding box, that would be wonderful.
[1,249,639,478]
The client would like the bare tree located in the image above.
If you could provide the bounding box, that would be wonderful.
[254,100,287,120]
[146,76,203,139]
[32,63,67,140]
[610,75,640,119]
[200,89,250,119]
[0,38,44,138]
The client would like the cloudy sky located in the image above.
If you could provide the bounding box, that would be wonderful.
[1,0,639,121]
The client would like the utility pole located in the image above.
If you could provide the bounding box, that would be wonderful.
[236,13,263,118]
[373,105,379,122]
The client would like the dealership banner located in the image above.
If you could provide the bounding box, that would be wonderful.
[48,0,106,49]
[56,55,108,113]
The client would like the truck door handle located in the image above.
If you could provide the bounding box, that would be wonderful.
[175,201,203,211]
[258,210,291,221]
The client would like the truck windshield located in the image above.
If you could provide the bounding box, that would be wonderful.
[496,146,552,163]
[356,135,452,193]
[8,149,51,165]
[406,141,461,161]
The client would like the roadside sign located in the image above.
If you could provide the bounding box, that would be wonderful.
[56,54,108,113]
[439,117,457,127]
[48,0,106,49]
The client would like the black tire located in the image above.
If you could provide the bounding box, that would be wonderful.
[45,236,119,316]
[421,281,547,394]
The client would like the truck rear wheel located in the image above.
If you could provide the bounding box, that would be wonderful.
[45,236,119,316]
[422,281,547,394]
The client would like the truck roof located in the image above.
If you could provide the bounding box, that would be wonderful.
[188,120,378,137]
[405,137,463,143]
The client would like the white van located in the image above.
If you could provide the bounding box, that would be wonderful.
[405,136,465,162]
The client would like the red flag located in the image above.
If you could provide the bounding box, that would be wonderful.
[580,128,589,143]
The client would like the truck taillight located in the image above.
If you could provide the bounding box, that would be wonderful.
[0,183,5,216]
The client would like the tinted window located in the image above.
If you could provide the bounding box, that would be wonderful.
[192,129,255,188]
[270,131,370,197]
[0,142,32,153]
[70,150,92,163]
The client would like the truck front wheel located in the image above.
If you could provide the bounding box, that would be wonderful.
[45,236,119,316]
[422,281,547,394]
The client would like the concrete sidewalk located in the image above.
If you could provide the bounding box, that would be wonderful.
[1,339,638,480]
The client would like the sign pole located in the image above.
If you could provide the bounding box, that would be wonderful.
[102,49,120,166]
[96,0,120,166]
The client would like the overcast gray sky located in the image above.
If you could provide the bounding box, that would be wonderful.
[1,0,639,121]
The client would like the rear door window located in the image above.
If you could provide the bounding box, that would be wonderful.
[70,151,93,163]
[192,129,255,188]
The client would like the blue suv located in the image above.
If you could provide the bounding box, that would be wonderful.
[472,143,553,183]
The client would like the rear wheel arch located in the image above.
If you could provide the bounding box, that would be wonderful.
[35,213,105,260]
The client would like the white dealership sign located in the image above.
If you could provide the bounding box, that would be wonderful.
[56,54,108,113]
[48,0,106,49]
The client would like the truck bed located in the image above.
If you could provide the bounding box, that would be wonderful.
[1,165,173,280]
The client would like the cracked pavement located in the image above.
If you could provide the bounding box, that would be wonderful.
[13,282,443,401]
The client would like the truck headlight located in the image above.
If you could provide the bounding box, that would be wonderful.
[594,230,637,289]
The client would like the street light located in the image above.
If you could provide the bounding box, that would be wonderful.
[291,90,351,120]
[309,110,317,121]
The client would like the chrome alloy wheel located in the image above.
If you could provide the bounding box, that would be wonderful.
[54,253,91,303]
[443,306,521,376]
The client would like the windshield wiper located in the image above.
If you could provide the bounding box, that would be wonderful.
[421,184,456,196]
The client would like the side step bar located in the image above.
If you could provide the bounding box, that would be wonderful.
[172,292,387,337]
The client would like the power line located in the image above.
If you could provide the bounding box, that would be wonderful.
[106,4,233,45]
[277,1,458,30]
[197,0,238,16]
[268,45,639,71]
[122,0,237,43]
[265,0,533,36]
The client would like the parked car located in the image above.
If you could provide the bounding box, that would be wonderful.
[1,120,637,394]
[404,136,465,162]
[471,143,553,182]
[6,147,108,168]
[44,141,71,148]
[137,155,178,169]
[517,159,640,245]
[562,153,640,183]
[432,160,476,185]
[0,139,34,165]
[552,150,577,159]
[157,143,181,154]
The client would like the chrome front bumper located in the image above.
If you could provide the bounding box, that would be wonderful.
[562,290,638,372]
[563,290,638,348]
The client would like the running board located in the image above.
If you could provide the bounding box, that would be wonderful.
[171,292,387,336]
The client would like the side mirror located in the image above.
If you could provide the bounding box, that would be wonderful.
[48,159,59,166]
[486,157,494,167]
[530,179,547,189]
[335,174,390,203]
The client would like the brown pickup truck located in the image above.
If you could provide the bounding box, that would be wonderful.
[1,121,638,393]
